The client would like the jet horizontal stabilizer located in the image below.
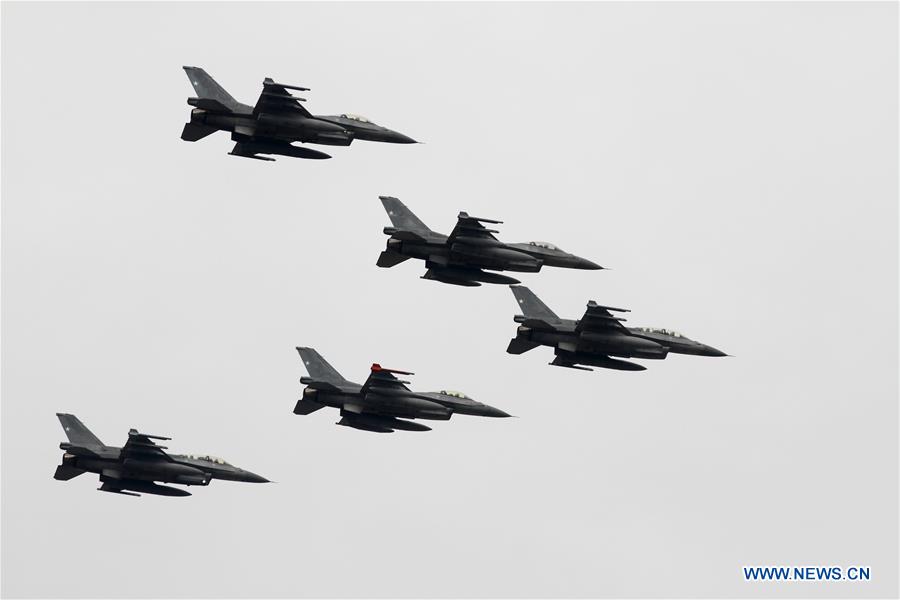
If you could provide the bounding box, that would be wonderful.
[294,397,325,415]
[54,464,86,481]
[507,336,540,355]
[181,122,219,142]
[376,250,410,268]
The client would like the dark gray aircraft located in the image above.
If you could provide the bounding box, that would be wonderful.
[54,414,269,496]
[506,286,728,371]
[294,347,511,432]
[377,196,603,286]
[181,66,417,160]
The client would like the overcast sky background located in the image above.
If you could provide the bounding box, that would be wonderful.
[2,2,897,598]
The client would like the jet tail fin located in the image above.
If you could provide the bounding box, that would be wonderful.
[380,196,435,238]
[56,414,104,447]
[296,347,349,385]
[183,66,252,114]
[510,286,559,320]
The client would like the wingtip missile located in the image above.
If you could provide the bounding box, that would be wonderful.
[457,211,503,224]
[370,363,415,376]
[587,300,630,313]
[127,429,172,441]
[264,78,311,92]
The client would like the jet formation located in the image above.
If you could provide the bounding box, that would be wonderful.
[507,286,728,371]
[180,67,417,161]
[54,414,269,496]
[294,347,510,432]
[377,196,603,286]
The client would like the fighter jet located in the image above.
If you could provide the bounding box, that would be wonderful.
[506,286,728,371]
[377,196,603,286]
[180,66,417,160]
[54,414,269,496]
[294,347,511,432]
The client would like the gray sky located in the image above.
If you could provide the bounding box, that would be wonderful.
[2,2,897,598]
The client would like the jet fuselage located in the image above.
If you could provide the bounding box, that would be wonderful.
[187,108,416,147]
[387,235,543,274]
[301,385,508,420]
[59,446,268,486]
[514,320,670,360]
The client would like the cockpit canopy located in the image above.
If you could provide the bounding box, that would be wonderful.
[439,390,470,399]
[188,454,230,466]
[341,113,371,123]
[528,241,561,251]
[638,327,685,338]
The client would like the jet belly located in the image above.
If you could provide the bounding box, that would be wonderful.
[527,329,667,359]
[448,243,541,272]
[120,459,210,485]
[576,332,668,359]
[254,114,354,145]
[362,392,452,420]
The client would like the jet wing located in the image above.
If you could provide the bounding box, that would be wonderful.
[575,301,631,334]
[120,429,173,462]
[360,363,414,394]
[253,78,313,118]
[447,212,503,244]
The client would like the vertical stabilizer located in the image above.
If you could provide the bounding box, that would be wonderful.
[380,196,435,237]
[509,286,560,320]
[295,347,349,385]
[56,413,104,447]
[183,66,252,113]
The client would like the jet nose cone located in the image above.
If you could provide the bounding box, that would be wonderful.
[385,130,418,144]
[483,406,512,418]
[702,345,729,357]
[242,471,270,483]
[576,257,604,270]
